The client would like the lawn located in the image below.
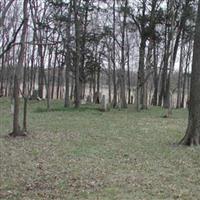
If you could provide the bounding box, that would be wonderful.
[0,98,200,200]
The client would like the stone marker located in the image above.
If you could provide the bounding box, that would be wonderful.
[131,96,134,104]
[81,99,86,105]
[30,90,40,100]
[86,95,92,103]
[100,95,109,112]
[116,100,122,110]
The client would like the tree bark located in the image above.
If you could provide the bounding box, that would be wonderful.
[112,0,117,108]
[120,0,128,109]
[176,32,184,108]
[73,0,80,108]
[10,0,28,137]
[180,0,200,146]
[137,37,146,110]
[64,0,72,108]
[151,41,158,106]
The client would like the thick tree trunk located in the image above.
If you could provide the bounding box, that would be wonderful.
[180,0,200,146]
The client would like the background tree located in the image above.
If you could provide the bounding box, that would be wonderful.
[10,0,29,137]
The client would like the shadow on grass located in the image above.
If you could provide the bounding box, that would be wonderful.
[34,104,101,114]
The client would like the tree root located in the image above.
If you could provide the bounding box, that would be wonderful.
[179,135,200,146]
[9,130,27,137]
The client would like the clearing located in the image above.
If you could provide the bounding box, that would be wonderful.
[0,98,200,199]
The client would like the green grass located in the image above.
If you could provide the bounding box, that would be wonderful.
[0,98,200,200]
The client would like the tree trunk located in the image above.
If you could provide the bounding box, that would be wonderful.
[176,32,184,108]
[151,41,158,106]
[137,37,146,110]
[23,97,28,132]
[180,0,200,145]
[73,0,80,108]
[45,49,53,111]
[70,77,74,100]
[10,0,28,137]
[64,0,72,108]
[126,30,131,104]
[120,0,128,109]
[112,0,117,108]
[108,51,112,103]
[163,0,175,109]
[38,44,45,99]
[51,49,58,99]
[30,30,36,94]
[0,30,5,97]
[181,41,192,108]
[97,57,101,104]
[56,65,61,99]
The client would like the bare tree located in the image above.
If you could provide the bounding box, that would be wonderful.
[73,0,80,108]
[10,0,29,137]
[179,0,200,146]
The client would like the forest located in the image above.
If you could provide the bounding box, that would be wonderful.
[1,0,200,199]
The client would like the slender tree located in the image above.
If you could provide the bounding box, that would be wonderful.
[64,0,72,108]
[119,0,128,108]
[112,0,117,108]
[73,0,80,108]
[10,0,28,137]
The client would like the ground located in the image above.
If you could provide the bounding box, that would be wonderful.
[0,98,200,200]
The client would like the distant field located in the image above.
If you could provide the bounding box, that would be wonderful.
[0,98,200,200]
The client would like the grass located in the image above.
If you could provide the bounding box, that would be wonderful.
[0,98,200,200]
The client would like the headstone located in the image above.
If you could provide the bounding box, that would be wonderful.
[30,90,40,100]
[81,99,86,105]
[100,95,109,112]
[131,96,134,104]
[86,95,92,103]
[37,97,42,101]
[116,100,122,110]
